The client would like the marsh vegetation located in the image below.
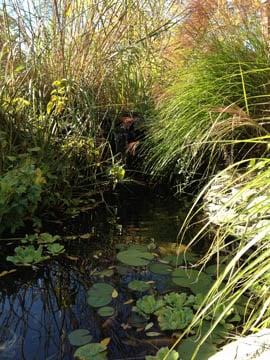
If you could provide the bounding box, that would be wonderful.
[1,1,270,359]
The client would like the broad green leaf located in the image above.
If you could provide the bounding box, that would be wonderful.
[74,343,107,360]
[87,283,115,308]
[68,329,93,346]
[146,347,179,360]
[96,269,114,277]
[97,306,115,317]
[172,269,212,294]
[149,263,173,275]
[128,280,151,292]
[117,249,154,266]
[205,264,226,276]
[177,337,217,360]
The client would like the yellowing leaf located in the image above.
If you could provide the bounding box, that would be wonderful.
[124,299,134,305]
[0,269,16,278]
[100,337,111,347]
[112,289,118,298]
[145,322,154,331]
[159,243,188,256]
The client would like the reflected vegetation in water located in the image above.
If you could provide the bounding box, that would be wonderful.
[0,190,190,360]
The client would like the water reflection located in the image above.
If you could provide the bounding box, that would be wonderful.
[0,191,188,359]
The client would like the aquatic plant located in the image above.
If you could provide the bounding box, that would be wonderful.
[157,306,194,331]
[74,342,107,360]
[6,245,49,266]
[133,295,165,319]
[68,329,93,347]
[7,232,65,265]
[146,347,179,360]
[87,283,116,308]
[116,248,154,266]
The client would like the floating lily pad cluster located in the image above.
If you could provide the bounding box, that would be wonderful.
[68,329,108,360]
[66,243,246,360]
[7,232,65,266]
[87,282,117,320]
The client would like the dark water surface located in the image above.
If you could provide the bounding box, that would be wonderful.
[0,188,191,360]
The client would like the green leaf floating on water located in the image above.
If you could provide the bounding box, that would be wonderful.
[177,337,217,360]
[205,264,226,276]
[148,263,173,275]
[146,347,179,360]
[74,343,107,360]
[156,306,194,330]
[197,321,230,344]
[164,253,198,266]
[133,295,165,318]
[46,243,65,255]
[96,269,114,277]
[87,283,115,308]
[164,292,189,308]
[128,280,151,292]
[172,268,212,294]
[117,249,154,266]
[97,306,115,317]
[7,245,49,266]
[68,329,93,346]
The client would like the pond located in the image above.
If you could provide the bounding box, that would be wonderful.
[0,187,195,360]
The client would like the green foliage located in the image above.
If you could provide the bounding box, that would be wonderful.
[0,161,45,233]
[148,263,173,275]
[171,269,212,294]
[146,347,179,360]
[87,283,115,308]
[7,232,65,266]
[6,245,49,266]
[144,21,270,187]
[128,280,151,292]
[177,337,217,360]
[46,243,65,256]
[133,295,165,318]
[68,329,93,346]
[97,306,115,317]
[117,249,154,267]
[157,306,194,331]
[74,343,107,360]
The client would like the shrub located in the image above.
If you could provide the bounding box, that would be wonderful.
[0,161,45,233]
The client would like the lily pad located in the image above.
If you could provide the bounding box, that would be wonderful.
[117,249,154,267]
[97,306,115,317]
[172,269,212,294]
[96,269,114,277]
[74,343,107,360]
[149,263,173,275]
[197,321,229,344]
[128,280,151,292]
[68,329,93,346]
[87,283,115,308]
[146,347,179,360]
[205,264,226,276]
[177,337,217,360]
[164,252,197,266]
[116,265,130,275]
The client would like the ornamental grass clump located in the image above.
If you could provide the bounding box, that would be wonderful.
[144,8,270,189]
[173,156,270,359]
